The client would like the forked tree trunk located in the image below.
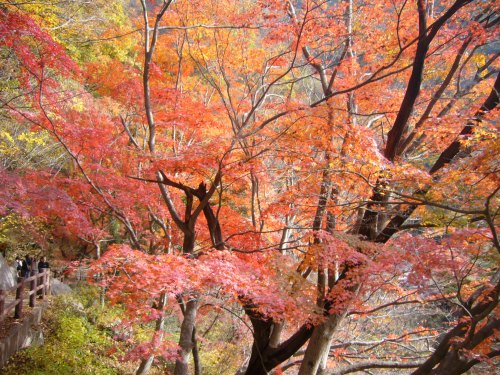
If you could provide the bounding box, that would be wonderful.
[298,265,359,375]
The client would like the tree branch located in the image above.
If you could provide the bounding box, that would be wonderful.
[329,360,425,375]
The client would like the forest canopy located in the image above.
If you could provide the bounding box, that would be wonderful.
[0,0,499,374]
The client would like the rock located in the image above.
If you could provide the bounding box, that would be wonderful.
[0,255,16,289]
[31,329,44,346]
[50,279,72,295]
[21,329,44,348]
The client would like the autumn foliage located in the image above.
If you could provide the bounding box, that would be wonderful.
[1,0,499,374]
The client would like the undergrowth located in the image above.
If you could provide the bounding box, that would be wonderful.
[3,285,132,374]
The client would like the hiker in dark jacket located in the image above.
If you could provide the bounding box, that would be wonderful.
[38,257,50,272]
[21,255,31,277]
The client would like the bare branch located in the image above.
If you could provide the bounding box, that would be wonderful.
[156,171,186,232]
[328,360,424,375]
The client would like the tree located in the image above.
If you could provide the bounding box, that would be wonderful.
[1,0,498,374]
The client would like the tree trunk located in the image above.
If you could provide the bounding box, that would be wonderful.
[269,322,284,348]
[298,315,341,375]
[182,229,196,254]
[298,261,361,375]
[174,299,198,375]
[243,324,314,375]
[192,182,225,250]
[136,356,154,375]
[429,73,500,174]
[376,73,499,242]
[136,293,168,375]
[397,36,472,155]
[192,327,201,375]
[358,181,386,240]
[250,172,262,230]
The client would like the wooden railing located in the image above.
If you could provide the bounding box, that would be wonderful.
[0,270,50,322]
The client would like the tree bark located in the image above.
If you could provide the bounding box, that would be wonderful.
[192,182,224,250]
[192,327,201,375]
[175,299,198,375]
[357,180,387,240]
[298,315,342,375]
[136,355,155,375]
[429,73,500,174]
[269,322,284,348]
[244,324,314,374]
[397,36,472,155]
[182,229,196,254]
[384,0,428,160]
[384,0,473,160]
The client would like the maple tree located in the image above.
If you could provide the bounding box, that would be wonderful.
[1,0,499,374]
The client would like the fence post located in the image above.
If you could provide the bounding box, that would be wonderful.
[41,270,46,300]
[46,269,51,296]
[14,278,24,319]
[0,289,4,318]
[29,274,36,307]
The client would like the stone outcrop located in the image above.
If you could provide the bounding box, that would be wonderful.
[50,279,72,296]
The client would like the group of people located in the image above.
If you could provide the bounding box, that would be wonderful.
[13,255,50,277]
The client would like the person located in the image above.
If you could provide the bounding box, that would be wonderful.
[37,256,50,297]
[12,257,23,276]
[21,255,31,277]
[38,256,50,273]
[12,257,23,271]
[31,256,39,276]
